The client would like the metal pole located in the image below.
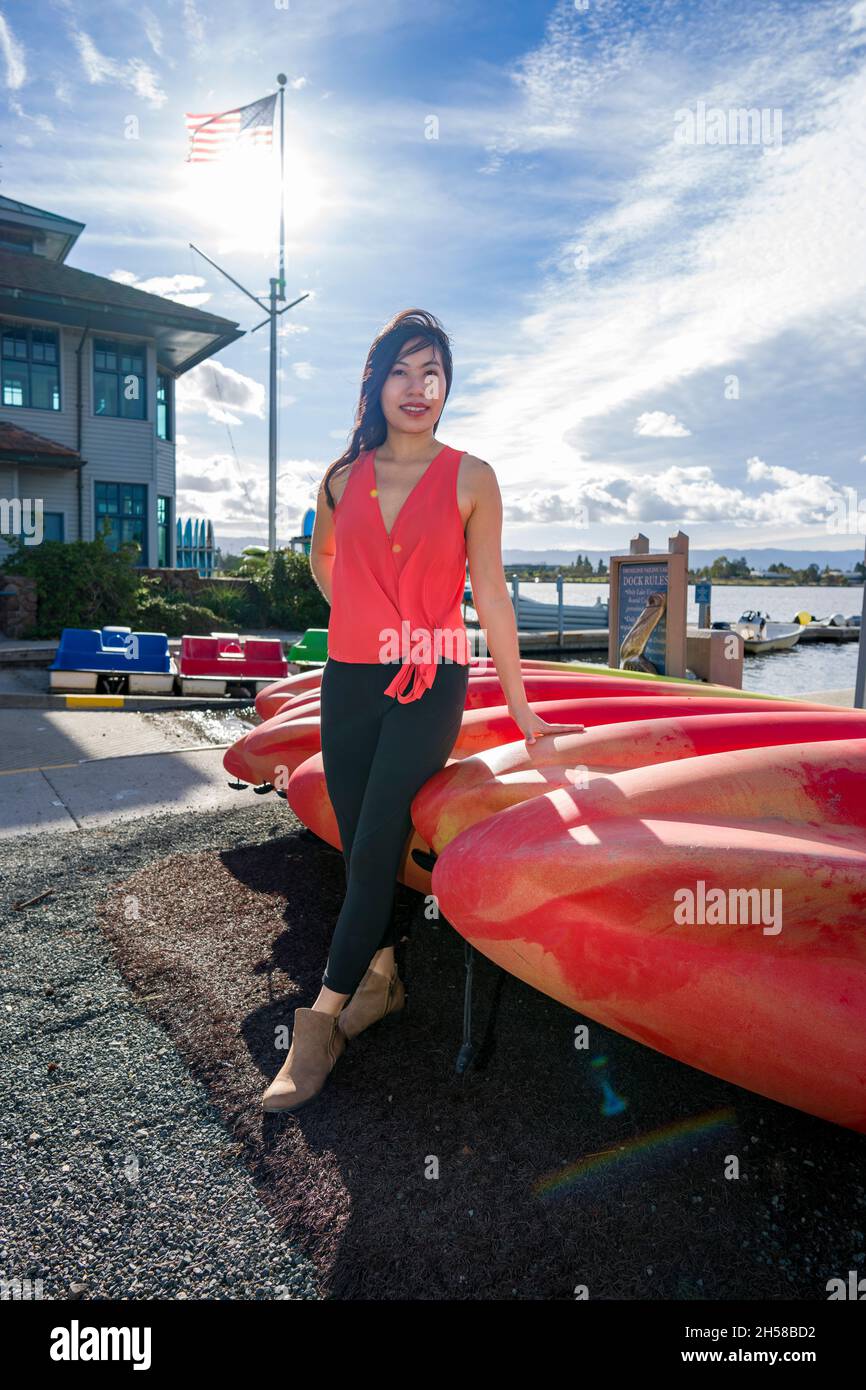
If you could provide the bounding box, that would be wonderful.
[188,243,306,556]
[557,573,564,647]
[268,276,278,552]
[854,541,866,709]
[277,74,287,302]
[269,73,288,549]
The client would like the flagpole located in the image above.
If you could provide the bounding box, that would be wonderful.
[268,74,288,551]
[277,74,286,302]
[188,82,302,555]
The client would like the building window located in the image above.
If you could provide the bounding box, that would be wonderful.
[1,324,60,410]
[156,373,173,441]
[157,495,171,567]
[93,338,146,419]
[0,510,64,543]
[0,233,34,253]
[95,482,147,560]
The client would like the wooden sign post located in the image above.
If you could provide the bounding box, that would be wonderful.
[608,532,689,677]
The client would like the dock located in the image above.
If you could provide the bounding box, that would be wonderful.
[797,623,860,643]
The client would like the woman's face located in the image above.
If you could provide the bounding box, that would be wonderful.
[379,337,445,435]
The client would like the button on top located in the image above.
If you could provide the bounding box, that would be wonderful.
[392,542,401,552]
[369,488,378,497]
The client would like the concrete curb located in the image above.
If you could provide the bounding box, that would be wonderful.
[0,692,256,711]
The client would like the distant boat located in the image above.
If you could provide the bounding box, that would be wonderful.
[713,610,803,654]
[791,610,861,643]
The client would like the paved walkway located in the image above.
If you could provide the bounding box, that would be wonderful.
[799,688,857,706]
[0,708,254,837]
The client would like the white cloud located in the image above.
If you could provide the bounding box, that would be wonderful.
[72,30,167,107]
[109,270,211,309]
[142,7,163,58]
[0,12,26,90]
[505,459,848,530]
[183,0,205,52]
[633,410,691,438]
[176,361,265,425]
[10,99,54,133]
[292,362,316,380]
[446,0,866,551]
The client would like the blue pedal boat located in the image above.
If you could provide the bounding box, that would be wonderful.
[49,626,175,693]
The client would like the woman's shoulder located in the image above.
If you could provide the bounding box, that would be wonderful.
[456,451,497,492]
[322,450,367,506]
[455,449,494,474]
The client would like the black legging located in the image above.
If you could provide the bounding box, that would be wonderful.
[319,656,470,995]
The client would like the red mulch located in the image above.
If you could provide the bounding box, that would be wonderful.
[97,822,865,1300]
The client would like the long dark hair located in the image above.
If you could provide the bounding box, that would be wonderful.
[322,308,453,510]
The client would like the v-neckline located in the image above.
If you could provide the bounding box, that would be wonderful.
[369,444,449,540]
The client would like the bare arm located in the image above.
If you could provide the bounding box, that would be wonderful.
[309,477,335,605]
[464,459,533,719]
[465,457,584,741]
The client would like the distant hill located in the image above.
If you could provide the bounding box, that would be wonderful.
[215,535,289,557]
[215,538,862,571]
[503,547,865,571]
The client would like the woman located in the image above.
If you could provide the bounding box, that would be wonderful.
[262,308,581,1113]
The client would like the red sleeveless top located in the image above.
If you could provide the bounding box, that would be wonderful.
[327,443,472,703]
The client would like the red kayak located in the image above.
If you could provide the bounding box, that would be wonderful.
[429,738,866,1133]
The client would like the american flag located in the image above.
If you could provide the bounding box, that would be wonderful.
[185,92,278,163]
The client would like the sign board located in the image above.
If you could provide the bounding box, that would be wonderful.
[608,532,689,677]
[694,581,712,605]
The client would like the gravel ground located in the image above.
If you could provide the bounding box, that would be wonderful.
[3,796,865,1302]
[0,801,320,1301]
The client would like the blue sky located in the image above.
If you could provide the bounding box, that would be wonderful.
[2,0,865,555]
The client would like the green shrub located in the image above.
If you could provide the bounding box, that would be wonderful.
[1,530,327,638]
[263,549,329,630]
[1,533,141,638]
[133,590,222,637]
[197,580,270,629]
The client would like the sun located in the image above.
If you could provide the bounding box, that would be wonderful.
[178,139,324,266]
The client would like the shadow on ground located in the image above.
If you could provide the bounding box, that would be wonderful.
[97,821,866,1301]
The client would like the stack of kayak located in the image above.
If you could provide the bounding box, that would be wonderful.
[223,657,866,1133]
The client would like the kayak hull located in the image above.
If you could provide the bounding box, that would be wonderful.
[428,741,866,1132]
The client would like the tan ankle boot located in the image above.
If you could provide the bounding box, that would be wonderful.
[262,1007,346,1113]
[337,964,406,1042]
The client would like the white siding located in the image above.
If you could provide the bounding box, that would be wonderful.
[156,439,174,494]
[0,465,17,564]
[80,338,159,566]
[0,465,77,560]
[1,315,178,568]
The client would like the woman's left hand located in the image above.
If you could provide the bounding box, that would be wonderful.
[510,705,586,745]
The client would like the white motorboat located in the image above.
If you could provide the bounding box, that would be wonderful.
[724,610,804,654]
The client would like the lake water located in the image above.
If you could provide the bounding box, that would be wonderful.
[500,582,864,697]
